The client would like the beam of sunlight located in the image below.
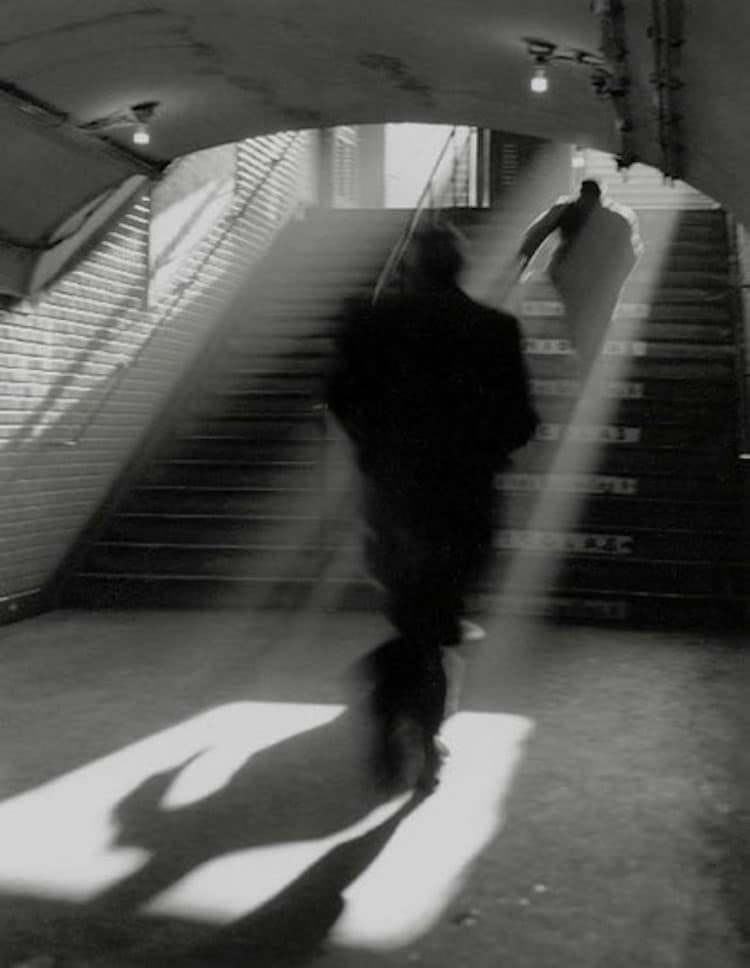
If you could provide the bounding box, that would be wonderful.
[0,701,532,954]
[495,202,683,609]
[140,710,532,946]
[460,164,685,617]
[184,208,412,601]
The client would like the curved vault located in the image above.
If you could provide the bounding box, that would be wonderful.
[0,1,748,294]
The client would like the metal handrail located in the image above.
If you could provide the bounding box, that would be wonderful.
[47,359,128,449]
[52,131,304,448]
[372,126,473,302]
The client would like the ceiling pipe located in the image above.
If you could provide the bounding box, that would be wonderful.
[589,0,639,172]
[648,0,686,182]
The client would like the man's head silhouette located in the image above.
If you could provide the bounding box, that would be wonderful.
[580,179,602,198]
[404,224,464,290]
[578,179,603,209]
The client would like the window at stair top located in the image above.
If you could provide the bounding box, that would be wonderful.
[385,124,476,209]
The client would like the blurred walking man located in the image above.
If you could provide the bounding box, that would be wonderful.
[327,225,538,792]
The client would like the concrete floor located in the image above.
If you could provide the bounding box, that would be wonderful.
[0,606,748,968]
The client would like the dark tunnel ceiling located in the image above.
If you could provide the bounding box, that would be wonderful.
[1,0,749,267]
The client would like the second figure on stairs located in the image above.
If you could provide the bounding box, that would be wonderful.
[515,178,643,382]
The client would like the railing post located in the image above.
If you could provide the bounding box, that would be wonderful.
[726,215,750,459]
[313,401,330,556]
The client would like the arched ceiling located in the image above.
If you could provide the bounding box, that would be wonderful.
[1,1,748,292]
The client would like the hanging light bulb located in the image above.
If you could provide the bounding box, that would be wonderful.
[132,122,151,146]
[530,64,549,94]
[130,102,158,146]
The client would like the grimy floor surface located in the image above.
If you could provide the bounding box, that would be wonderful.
[0,606,748,968]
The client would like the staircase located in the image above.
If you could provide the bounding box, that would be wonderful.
[61,208,410,609]
[463,165,747,628]
[61,186,748,629]
[330,202,747,628]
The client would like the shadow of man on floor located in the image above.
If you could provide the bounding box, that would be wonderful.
[176,794,419,967]
[0,700,425,967]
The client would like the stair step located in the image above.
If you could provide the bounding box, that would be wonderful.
[224,336,336,356]
[125,484,332,516]
[492,557,747,596]
[531,420,734,450]
[181,415,326,440]
[617,305,731,322]
[536,397,734,432]
[194,391,321,417]
[526,356,735,382]
[69,568,744,618]
[63,574,333,610]
[190,396,737,430]
[476,589,745,630]
[529,376,734,403]
[79,546,743,597]
[631,270,729,288]
[522,319,734,344]
[525,341,736,363]
[205,372,731,406]
[521,295,732,321]
[636,253,728,270]
[104,493,741,542]
[82,543,350,578]
[492,526,742,562]
[523,283,728,305]
[102,511,325,543]
[143,432,738,491]
[124,471,738,514]
[165,436,324,461]
[520,441,738,474]
[65,567,746,630]
[530,401,730,427]
[497,468,742,502]
[143,459,324,488]
[500,493,741,529]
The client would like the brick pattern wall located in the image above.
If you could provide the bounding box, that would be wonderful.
[0,131,307,607]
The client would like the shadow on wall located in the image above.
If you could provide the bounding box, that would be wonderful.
[1,285,148,483]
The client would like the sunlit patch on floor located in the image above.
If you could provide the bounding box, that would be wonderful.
[0,703,532,952]
[144,712,532,948]
[329,711,533,950]
[0,702,342,901]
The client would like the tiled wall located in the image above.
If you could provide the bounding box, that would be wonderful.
[0,132,307,615]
